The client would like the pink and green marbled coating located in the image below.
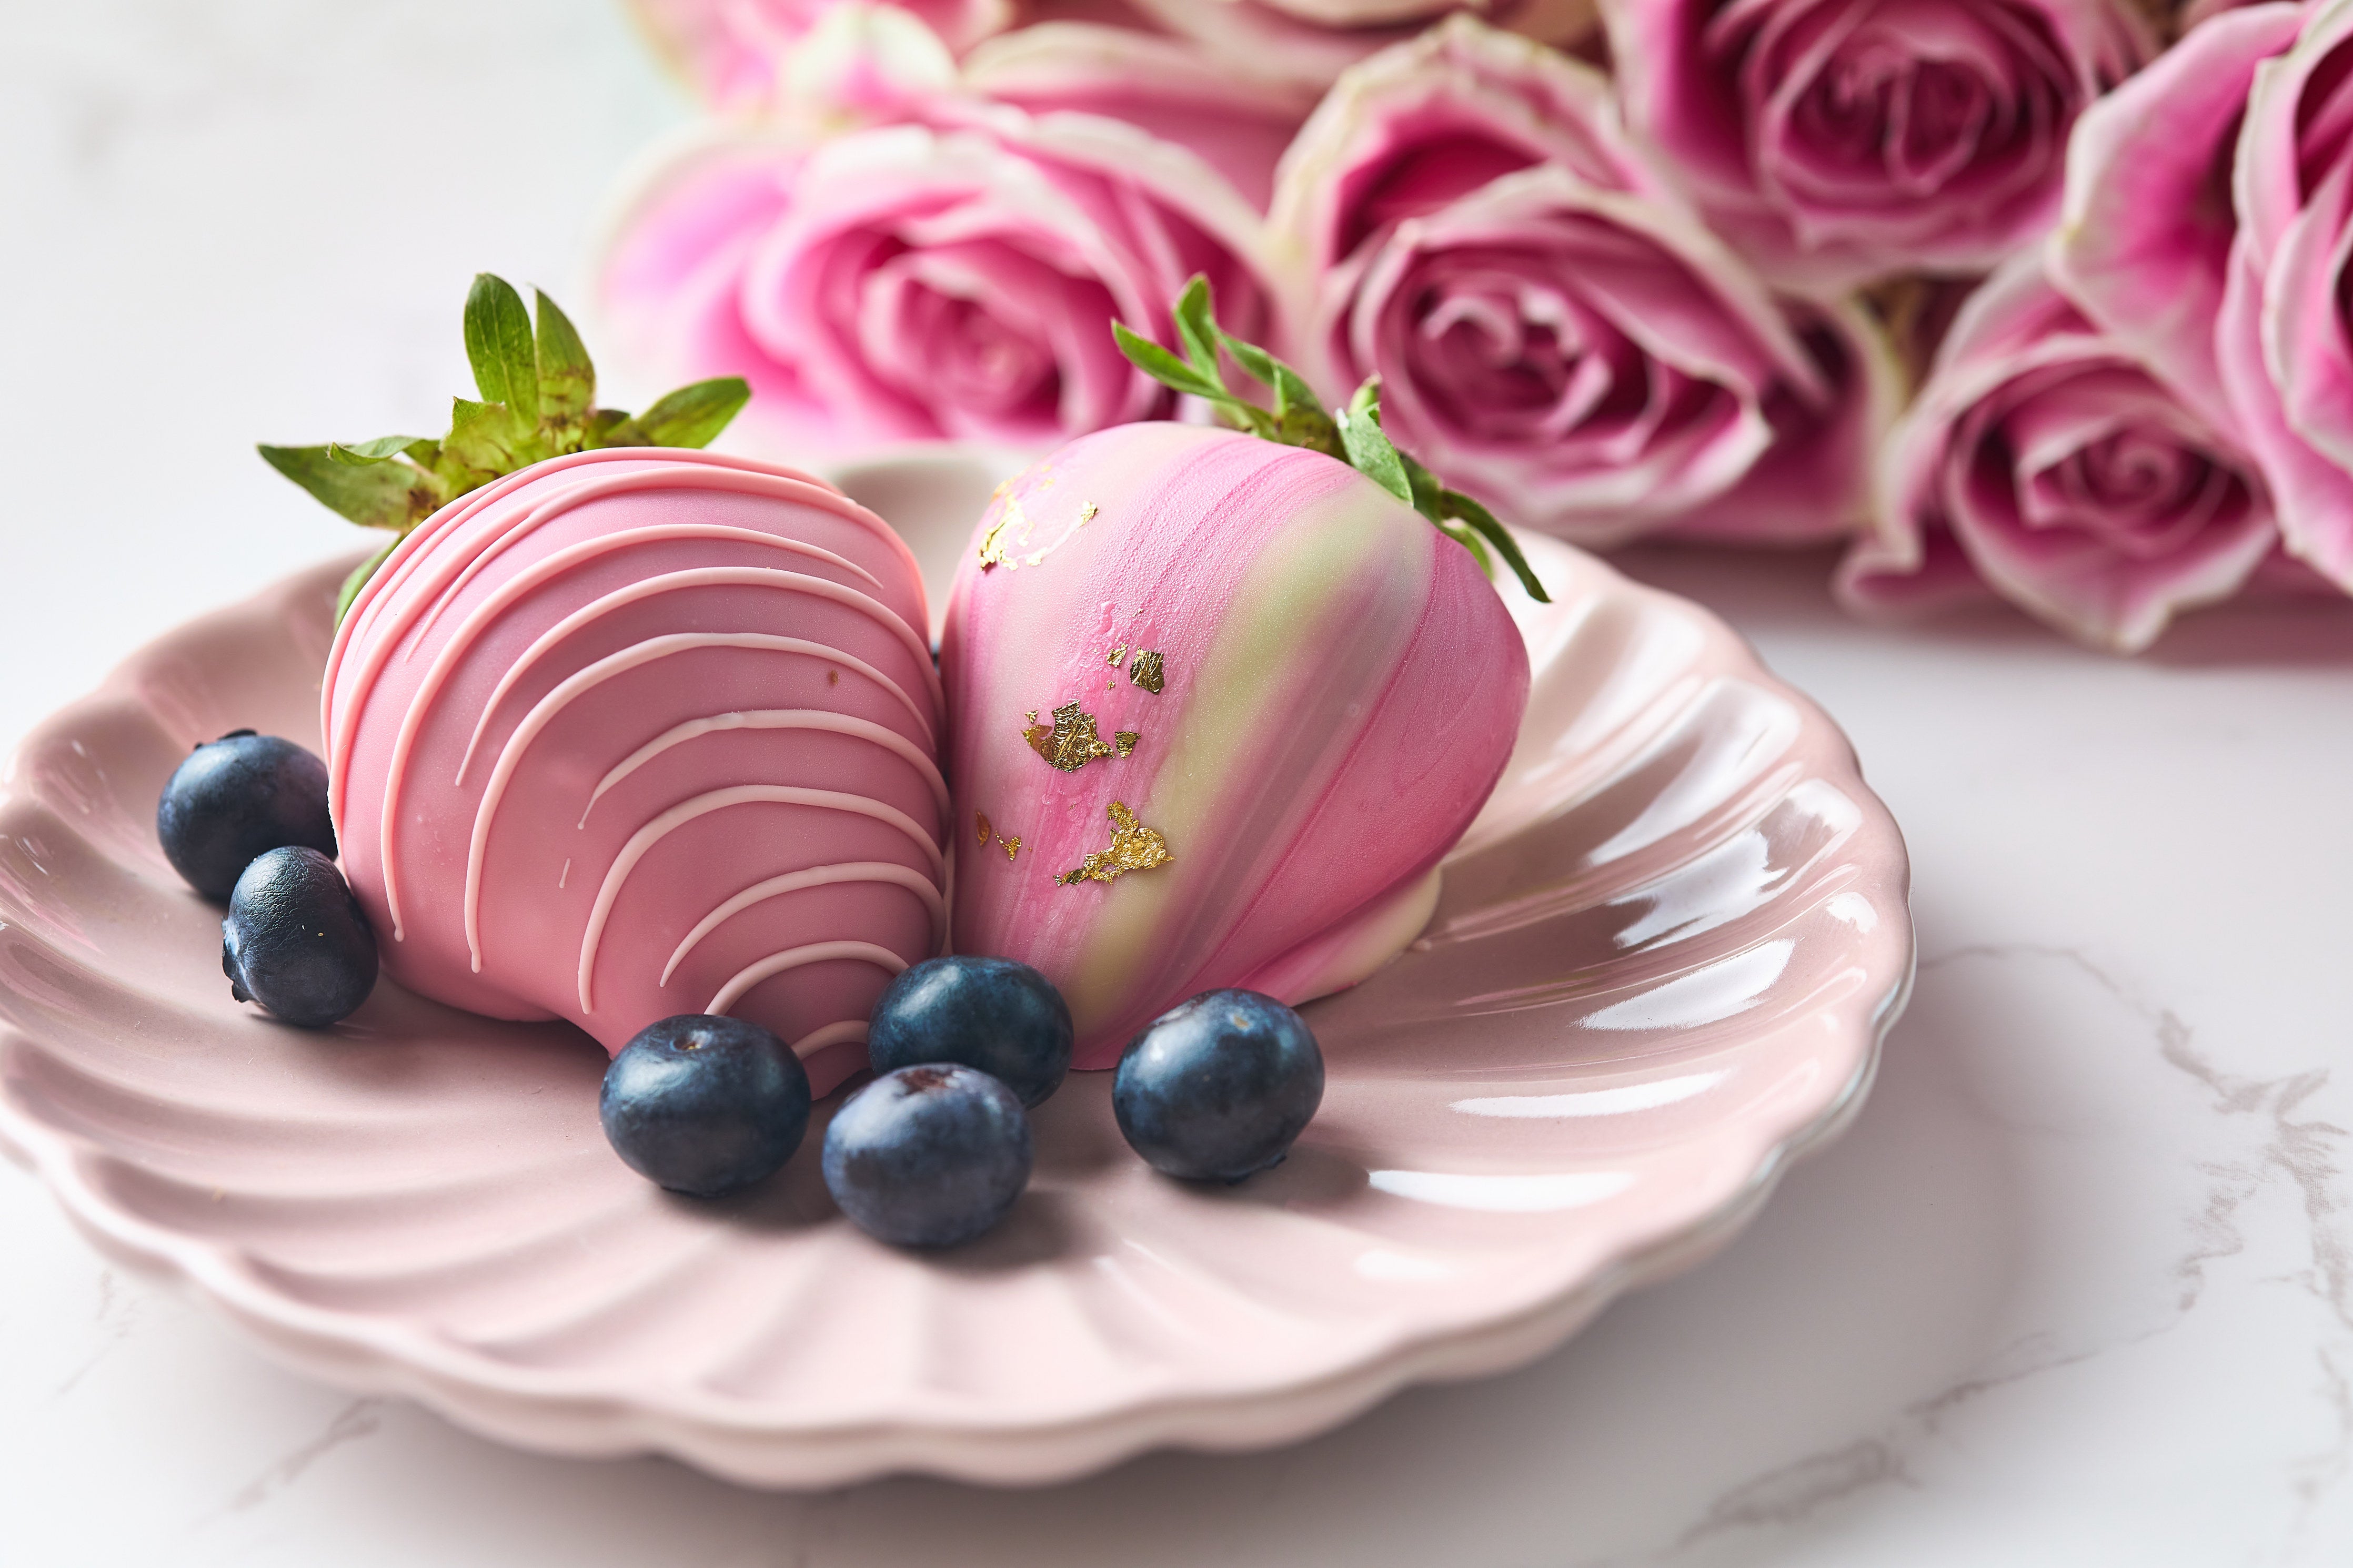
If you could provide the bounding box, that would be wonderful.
[943,422,1530,1069]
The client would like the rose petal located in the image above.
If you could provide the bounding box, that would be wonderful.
[961,23,1319,211]
[2260,154,2353,478]
[2049,1,2303,432]
[1117,0,1599,90]
[2220,228,2353,588]
[1663,297,1900,543]
[1269,12,1661,322]
[2231,2,2353,272]
[628,0,1013,110]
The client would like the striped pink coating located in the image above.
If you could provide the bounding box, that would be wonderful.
[321,451,944,1096]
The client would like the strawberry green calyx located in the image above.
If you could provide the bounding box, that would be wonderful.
[1113,276,1548,603]
[261,274,752,623]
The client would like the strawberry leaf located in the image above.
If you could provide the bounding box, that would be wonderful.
[1216,326,1328,427]
[1396,444,1445,517]
[578,408,634,448]
[532,287,595,428]
[1171,276,1222,381]
[1119,275,1548,601]
[1213,327,1279,392]
[329,434,438,464]
[335,536,401,625]
[625,377,751,449]
[1114,321,1229,402]
[1436,486,1550,602]
[1435,515,1494,575]
[257,444,436,531]
[1338,379,1413,507]
[266,274,750,619]
[463,274,539,431]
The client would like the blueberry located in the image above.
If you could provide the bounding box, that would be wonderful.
[1113,989,1323,1183]
[867,955,1073,1108]
[158,730,336,899]
[600,1015,812,1198]
[822,1064,1031,1247]
[221,846,378,1028]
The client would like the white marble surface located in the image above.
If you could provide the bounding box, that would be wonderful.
[5,2,2352,1562]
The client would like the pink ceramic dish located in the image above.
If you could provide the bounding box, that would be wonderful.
[0,451,1912,1487]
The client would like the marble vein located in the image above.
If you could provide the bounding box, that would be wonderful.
[216,1397,386,1517]
[1578,940,2353,1565]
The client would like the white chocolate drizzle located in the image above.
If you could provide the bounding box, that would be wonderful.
[576,785,942,1011]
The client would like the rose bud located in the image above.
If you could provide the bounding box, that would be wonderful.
[942,278,1537,1067]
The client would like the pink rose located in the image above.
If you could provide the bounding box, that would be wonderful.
[628,0,1013,109]
[961,24,1321,210]
[595,97,1276,456]
[2217,0,2353,590]
[1276,18,1894,545]
[1107,0,1601,90]
[2050,3,2304,431]
[1604,0,2154,292]
[1841,255,2276,651]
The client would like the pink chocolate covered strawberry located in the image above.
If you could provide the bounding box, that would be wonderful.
[944,279,1539,1068]
[281,277,944,1095]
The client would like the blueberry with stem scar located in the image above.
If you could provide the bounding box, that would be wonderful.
[823,1064,1031,1247]
[600,1015,812,1197]
[867,956,1073,1108]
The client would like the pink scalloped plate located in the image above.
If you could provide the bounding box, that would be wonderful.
[0,450,1912,1488]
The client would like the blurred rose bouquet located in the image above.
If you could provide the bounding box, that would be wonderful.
[596,0,2353,650]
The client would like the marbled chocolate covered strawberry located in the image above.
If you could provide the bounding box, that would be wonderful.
[942,281,1536,1066]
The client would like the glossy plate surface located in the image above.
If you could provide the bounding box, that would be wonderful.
[0,450,1912,1487]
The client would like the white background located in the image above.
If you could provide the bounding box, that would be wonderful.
[5,3,2353,1563]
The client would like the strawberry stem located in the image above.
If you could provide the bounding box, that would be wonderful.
[1115,276,1548,604]
[262,273,751,623]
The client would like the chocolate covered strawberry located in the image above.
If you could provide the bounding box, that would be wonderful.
[278,277,944,1095]
[943,279,1540,1067]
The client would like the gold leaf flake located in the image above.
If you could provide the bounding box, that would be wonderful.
[1024,701,1118,771]
[1128,650,1165,694]
[976,811,992,845]
[999,835,1021,862]
[1114,731,1139,757]
[979,488,1098,573]
[1106,643,1127,666]
[975,495,1023,570]
[1058,801,1172,886]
